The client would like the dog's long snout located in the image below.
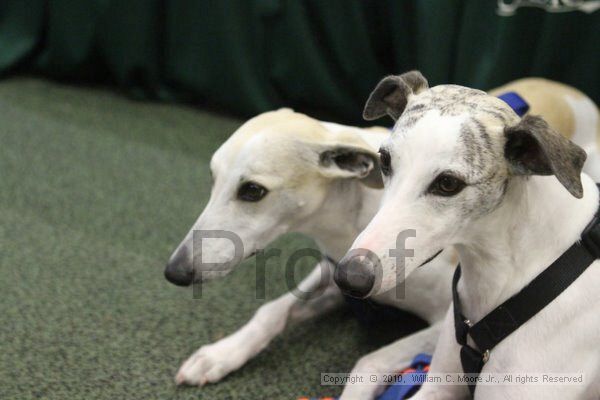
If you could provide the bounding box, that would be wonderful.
[334,254,375,299]
[164,247,194,287]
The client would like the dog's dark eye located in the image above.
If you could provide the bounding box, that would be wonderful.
[429,174,466,196]
[378,148,392,176]
[237,182,268,202]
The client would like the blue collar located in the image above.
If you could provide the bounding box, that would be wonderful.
[497,91,529,117]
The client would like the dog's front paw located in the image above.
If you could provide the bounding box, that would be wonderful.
[175,341,245,386]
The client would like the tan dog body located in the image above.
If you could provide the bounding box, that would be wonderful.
[490,78,600,180]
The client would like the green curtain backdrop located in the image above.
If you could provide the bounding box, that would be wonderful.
[1,0,598,123]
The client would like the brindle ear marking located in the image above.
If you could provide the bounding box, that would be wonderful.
[504,115,587,198]
[363,70,429,121]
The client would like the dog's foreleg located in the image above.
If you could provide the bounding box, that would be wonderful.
[338,322,441,400]
[410,307,470,400]
[175,260,343,386]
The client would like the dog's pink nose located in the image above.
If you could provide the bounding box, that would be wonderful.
[334,254,375,298]
[164,247,194,286]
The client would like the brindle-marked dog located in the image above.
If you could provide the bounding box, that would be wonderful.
[336,71,600,399]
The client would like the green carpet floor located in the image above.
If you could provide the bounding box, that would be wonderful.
[0,78,419,400]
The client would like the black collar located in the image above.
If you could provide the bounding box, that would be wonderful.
[453,193,600,396]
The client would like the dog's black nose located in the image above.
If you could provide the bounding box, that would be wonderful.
[164,247,194,287]
[334,254,375,298]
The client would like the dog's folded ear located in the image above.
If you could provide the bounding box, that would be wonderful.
[504,115,587,198]
[363,70,429,121]
[318,146,383,189]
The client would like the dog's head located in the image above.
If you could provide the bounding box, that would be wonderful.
[334,71,587,298]
[165,109,383,286]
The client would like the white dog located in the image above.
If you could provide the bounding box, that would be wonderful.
[165,109,455,398]
[165,77,599,399]
[337,71,600,399]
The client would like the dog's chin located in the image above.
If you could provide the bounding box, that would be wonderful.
[193,268,236,284]
[418,249,443,268]
[183,251,258,285]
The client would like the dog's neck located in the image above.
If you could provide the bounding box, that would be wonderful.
[294,179,381,260]
[455,174,599,322]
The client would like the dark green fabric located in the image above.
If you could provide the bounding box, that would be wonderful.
[1,1,598,123]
